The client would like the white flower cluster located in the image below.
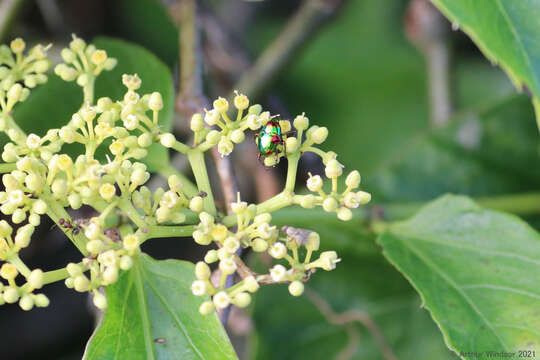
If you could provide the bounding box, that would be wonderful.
[64,232,141,309]
[190,195,341,315]
[54,35,116,86]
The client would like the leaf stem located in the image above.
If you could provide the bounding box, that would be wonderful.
[119,200,148,229]
[0,162,16,173]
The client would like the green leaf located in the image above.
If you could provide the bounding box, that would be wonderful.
[84,254,237,360]
[11,37,174,172]
[249,208,457,360]
[367,95,540,202]
[431,0,540,129]
[378,195,540,358]
[106,0,179,69]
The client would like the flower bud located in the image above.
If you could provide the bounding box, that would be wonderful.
[322,197,338,212]
[205,130,221,144]
[195,261,211,280]
[3,286,19,303]
[91,50,108,65]
[224,237,240,254]
[199,301,215,315]
[248,104,262,115]
[217,137,233,157]
[230,129,245,144]
[204,249,219,263]
[191,280,208,296]
[233,292,251,307]
[34,293,50,307]
[293,114,309,130]
[213,291,230,309]
[325,159,343,178]
[204,109,219,126]
[263,156,277,167]
[86,239,104,255]
[241,277,258,294]
[73,275,90,292]
[299,194,316,209]
[99,183,116,201]
[269,242,287,259]
[252,238,268,252]
[345,170,361,189]
[193,230,212,245]
[189,196,204,213]
[148,92,163,112]
[68,193,83,209]
[211,224,228,242]
[93,291,107,309]
[288,281,304,296]
[234,92,249,110]
[312,126,328,144]
[19,294,34,311]
[66,263,83,277]
[135,133,152,148]
[0,263,18,280]
[285,137,298,152]
[28,214,41,226]
[160,133,176,148]
[102,266,119,285]
[356,191,371,204]
[213,97,229,113]
[26,133,41,149]
[337,207,353,221]
[123,234,140,251]
[190,113,204,132]
[28,269,44,289]
[270,264,287,282]
[306,232,320,251]
[84,222,101,240]
[119,255,134,270]
[122,74,141,90]
[12,208,26,224]
[10,38,25,53]
[307,174,323,192]
[319,251,340,271]
[246,114,261,130]
[219,258,237,275]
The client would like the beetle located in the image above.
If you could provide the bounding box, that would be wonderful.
[255,120,294,164]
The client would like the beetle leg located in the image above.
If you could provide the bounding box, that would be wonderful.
[285,130,296,136]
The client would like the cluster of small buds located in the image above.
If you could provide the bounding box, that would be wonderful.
[64,231,141,309]
[161,91,268,156]
[0,38,51,142]
[54,35,116,89]
[191,194,341,315]
[131,174,192,224]
[294,168,371,221]
[0,257,49,311]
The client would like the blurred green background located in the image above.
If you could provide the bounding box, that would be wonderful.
[0,0,537,359]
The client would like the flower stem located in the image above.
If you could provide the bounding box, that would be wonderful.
[8,253,30,277]
[0,162,16,173]
[83,76,95,105]
[146,225,197,239]
[187,149,217,215]
[285,154,300,192]
[119,200,148,229]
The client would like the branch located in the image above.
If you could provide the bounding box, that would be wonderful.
[405,0,452,127]
[305,288,398,360]
[234,0,347,99]
[0,0,25,42]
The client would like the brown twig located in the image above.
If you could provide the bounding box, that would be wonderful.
[234,0,347,99]
[170,0,239,215]
[305,288,398,360]
[405,0,452,127]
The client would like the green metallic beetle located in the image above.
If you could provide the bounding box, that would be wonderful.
[255,120,294,164]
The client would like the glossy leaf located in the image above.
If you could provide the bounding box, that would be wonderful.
[84,254,237,360]
[431,0,540,129]
[249,208,457,360]
[378,195,540,358]
[367,95,540,202]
